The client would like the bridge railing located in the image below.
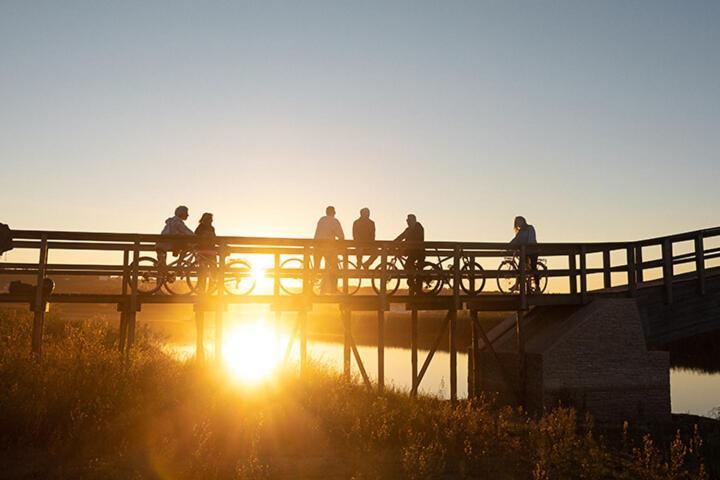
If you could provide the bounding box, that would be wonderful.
[1,227,718,306]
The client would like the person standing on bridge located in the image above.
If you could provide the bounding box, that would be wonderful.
[395,214,425,294]
[156,205,194,266]
[353,207,376,269]
[509,215,539,292]
[314,206,345,293]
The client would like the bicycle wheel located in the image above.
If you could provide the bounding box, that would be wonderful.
[417,261,443,296]
[497,260,517,294]
[224,259,256,296]
[186,257,219,295]
[532,262,548,294]
[278,257,307,295]
[127,256,162,294]
[460,262,486,294]
[371,262,401,296]
[338,259,362,295]
[163,258,195,295]
[309,256,355,295]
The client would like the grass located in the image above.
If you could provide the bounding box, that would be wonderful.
[0,309,715,479]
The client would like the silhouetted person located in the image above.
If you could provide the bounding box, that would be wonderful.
[352,207,376,269]
[194,212,217,292]
[157,205,194,265]
[395,214,425,294]
[314,206,344,293]
[195,212,217,257]
[509,215,539,291]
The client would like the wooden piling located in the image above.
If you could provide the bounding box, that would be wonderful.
[449,308,457,402]
[378,309,385,392]
[31,235,48,357]
[411,307,418,396]
[343,308,351,379]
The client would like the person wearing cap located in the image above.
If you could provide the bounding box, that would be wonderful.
[156,205,195,265]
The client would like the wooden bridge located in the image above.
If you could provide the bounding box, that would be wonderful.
[1,226,718,401]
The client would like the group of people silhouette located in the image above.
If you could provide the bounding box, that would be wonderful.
[155,205,538,294]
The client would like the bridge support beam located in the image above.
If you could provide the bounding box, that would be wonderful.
[449,308,457,402]
[343,309,351,380]
[378,309,385,392]
[31,235,49,357]
[410,307,418,397]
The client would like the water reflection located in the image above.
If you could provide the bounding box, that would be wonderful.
[168,330,720,417]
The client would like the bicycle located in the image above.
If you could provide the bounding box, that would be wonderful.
[278,255,362,296]
[496,255,548,294]
[370,254,443,296]
[128,250,255,296]
[432,251,487,295]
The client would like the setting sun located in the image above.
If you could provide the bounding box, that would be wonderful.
[222,321,283,383]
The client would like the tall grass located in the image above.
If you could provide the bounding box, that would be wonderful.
[0,310,713,479]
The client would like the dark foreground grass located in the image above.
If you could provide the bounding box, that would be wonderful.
[0,311,715,479]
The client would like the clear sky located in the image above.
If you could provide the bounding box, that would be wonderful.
[1,1,718,243]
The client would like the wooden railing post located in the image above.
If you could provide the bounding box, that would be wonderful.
[695,232,706,296]
[579,245,587,303]
[662,239,673,304]
[568,251,577,295]
[626,246,637,297]
[31,234,49,357]
[635,245,644,283]
[602,249,612,289]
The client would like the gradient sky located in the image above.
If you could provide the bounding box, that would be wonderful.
[1,1,718,243]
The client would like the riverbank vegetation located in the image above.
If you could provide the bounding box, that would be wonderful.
[0,310,716,479]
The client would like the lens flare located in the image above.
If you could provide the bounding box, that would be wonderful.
[222,321,282,383]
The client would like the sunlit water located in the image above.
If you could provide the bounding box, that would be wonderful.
[168,323,720,418]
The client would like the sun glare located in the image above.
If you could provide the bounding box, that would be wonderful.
[222,321,283,384]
